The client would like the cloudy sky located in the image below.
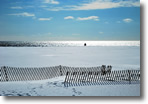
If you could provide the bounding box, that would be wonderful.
[0,0,140,41]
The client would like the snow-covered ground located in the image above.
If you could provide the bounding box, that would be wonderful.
[0,47,140,68]
[0,76,140,96]
[0,46,140,96]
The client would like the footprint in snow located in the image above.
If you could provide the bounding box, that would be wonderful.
[72,88,82,96]
[38,85,43,89]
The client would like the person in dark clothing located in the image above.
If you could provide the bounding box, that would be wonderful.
[84,43,86,46]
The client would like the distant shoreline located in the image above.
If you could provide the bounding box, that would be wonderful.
[0,41,140,47]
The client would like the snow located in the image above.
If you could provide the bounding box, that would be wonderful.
[0,47,140,68]
[0,46,140,96]
[0,76,140,96]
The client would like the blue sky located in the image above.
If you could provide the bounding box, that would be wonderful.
[0,0,140,41]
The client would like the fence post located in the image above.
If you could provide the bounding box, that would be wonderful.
[4,66,8,81]
[59,65,63,76]
[128,70,131,84]
[0,67,1,81]
[64,72,69,87]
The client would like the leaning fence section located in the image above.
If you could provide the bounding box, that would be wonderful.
[0,66,61,81]
[0,65,102,82]
[64,70,140,87]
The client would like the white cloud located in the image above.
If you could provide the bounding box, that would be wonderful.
[123,18,133,23]
[10,6,23,9]
[10,6,34,9]
[64,16,74,20]
[46,7,63,11]
[46,0,140,11]
[43,0,59,4]
[71,0,140,10]
[77,16,99,21]
[99,32,104,34]
[38,17,52,21]
[8,12,35,17]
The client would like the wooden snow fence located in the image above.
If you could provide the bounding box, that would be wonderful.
[0,65,101,82]
[0,65,140,87]
[64,70,140,87]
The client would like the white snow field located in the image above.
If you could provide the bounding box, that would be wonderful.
[0,46,140,96]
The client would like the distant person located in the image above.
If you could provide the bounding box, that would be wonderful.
[84,43,86,46]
